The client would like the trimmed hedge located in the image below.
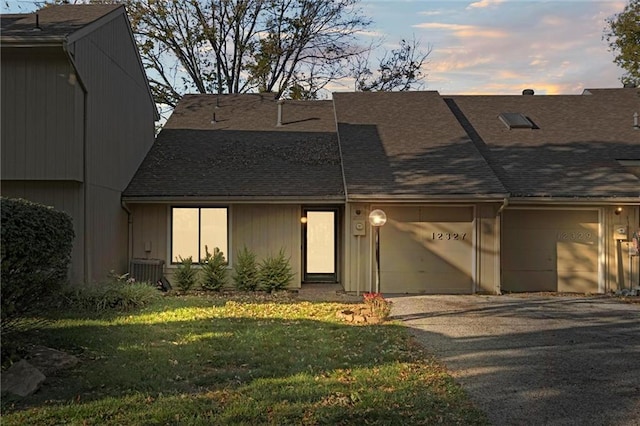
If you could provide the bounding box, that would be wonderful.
[1,197,75,329]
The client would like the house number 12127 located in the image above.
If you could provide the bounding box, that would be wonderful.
[432,233,466,240]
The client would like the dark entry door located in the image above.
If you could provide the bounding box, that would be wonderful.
[303,209,337,282]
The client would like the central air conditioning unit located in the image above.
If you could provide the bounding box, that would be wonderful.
[129,258,165,285]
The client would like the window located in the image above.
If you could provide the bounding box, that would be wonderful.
[171,207,228,263]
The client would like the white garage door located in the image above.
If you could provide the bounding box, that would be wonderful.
[502,209,599,293]
[378,206,474,294]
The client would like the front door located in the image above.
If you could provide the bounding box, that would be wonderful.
[303,209,337,282]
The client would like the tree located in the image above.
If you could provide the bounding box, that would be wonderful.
[352,37,431,92]
[126,0,372,107]
[604,0,640,86]
[54,0,431,105]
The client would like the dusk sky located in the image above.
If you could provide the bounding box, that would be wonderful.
[2,0,628,96]
[347,0,627,95]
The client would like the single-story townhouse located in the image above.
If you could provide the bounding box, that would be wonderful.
[123,88,640,294]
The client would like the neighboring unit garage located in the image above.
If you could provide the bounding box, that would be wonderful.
[378,206,474,294]
[502,209,600,293]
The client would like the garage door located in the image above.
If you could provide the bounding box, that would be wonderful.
[378,206,474,294]
[502,210,599,293]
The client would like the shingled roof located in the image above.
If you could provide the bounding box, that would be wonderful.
[333,91,508,200]
[1,4,123,44]
[125,88,638,203]
[123,94,344,201]
[447,87,640,199]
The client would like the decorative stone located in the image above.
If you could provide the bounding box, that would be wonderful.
[1,360,46,397]
[27,346,78,375]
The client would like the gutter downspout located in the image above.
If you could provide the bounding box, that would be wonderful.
[495,197,509,295]
[121,200,133,272]
[497,197,509,215]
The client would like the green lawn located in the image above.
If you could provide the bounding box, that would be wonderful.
[1,293,488,425]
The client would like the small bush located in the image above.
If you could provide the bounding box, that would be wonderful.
[63,274,160,312]
[201,246,227,291]
[174,256,199,292]
[233,246,259,291]
[1,197,74,336]
[363,292,392,320]
[258,248,294,293]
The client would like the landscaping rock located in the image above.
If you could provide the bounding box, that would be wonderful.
[1,360,46,397]
[26,345,78,375]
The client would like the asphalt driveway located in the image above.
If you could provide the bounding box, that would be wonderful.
[388,295,640,426]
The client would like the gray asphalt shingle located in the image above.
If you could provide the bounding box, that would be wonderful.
[124,95,343,199]
[448,88,640,198]
[333,91,508,199]
[1,4,122,42]
[125,89,639,202]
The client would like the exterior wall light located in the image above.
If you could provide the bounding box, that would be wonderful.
[368,209,387,293]
[300,216,308,224]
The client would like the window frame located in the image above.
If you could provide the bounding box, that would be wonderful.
[169,206,230,265]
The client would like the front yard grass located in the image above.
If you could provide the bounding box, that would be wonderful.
[1,293,488,425]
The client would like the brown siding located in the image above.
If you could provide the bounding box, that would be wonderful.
[68,13,155,282]
[604,206,640,292]
[1,48,83,181]
[130,204,168,261]
[344,204,373,294]
[233,204,302,287]
[476,204,500,294]
[72,13,155,192]
[129,204,303,288]
[1,180,85,284]
[85,186,130,281]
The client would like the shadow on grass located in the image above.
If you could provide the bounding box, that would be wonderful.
[2,296,488,425]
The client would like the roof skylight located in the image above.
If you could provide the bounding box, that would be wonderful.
[498,112,534,129]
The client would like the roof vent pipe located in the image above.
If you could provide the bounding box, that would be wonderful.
[34,13,42,30]
[522,89,534,96]
[276,99,284,127]
[634,112,639,130]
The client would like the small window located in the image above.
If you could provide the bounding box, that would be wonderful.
[498,112,534,129]
[171,207,228,263]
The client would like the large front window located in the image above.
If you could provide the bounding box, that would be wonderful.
[171,207,228,263]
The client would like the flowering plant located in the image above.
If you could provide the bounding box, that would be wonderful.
[363,292,391,320]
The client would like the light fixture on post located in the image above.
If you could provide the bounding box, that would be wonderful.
[368,209,387,293]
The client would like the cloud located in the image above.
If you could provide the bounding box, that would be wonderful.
[413,22,507,39]
[419,11,443,16]
[467,0,505,9]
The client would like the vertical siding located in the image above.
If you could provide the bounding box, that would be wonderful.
[604,205,640,292]
[130,204,168,260]
[0,181,85,285]
[85,186,130,281]
[233,205,302,287]
[129,204,302,288]
[68,12,156,283]
[0,48,82,181]
[72,13,155,192]
[344,204,372,294]
[476,203,500,294]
